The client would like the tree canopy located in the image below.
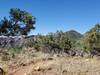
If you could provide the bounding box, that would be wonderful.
[0,8,36,36]
[81,24,100,51]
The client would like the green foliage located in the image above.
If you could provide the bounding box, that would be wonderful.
[58,36,72,51]
[81,24,100,51]
[22,30,83,54]
[0,8,36,36]
[33,31,73,53]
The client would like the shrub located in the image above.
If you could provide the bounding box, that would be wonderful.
[81,24,100,51]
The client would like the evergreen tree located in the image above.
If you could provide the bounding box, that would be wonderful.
[81,24,100,51]
[0,8,36,36]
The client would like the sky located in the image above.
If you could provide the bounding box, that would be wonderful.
[0,0,100,35]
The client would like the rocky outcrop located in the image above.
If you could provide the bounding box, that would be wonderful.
[0,36,25,48]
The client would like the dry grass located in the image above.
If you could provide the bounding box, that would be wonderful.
[0,50,100,75]
[29,56,100,75]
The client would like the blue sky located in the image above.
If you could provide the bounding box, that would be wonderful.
[0,0,100,35]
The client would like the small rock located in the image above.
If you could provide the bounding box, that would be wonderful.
[34,66,40,71]
[34,66,45,71]
[47,57,53,60]
[47,67,52,70]
[62,70,67,73]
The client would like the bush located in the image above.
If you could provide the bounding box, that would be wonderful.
[33,32,72,54]
[81,24,100,52]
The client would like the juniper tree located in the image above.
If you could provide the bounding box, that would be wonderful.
[81,24,100,51]
[0,8,36,36]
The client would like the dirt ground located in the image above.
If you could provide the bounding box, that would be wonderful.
[0,52,100,75]
[8,57,100,75]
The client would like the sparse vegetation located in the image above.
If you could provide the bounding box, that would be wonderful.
[0,8,100,75]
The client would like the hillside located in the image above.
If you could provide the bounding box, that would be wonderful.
[65,30,83,41]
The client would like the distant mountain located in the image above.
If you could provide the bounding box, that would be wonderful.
[65,30,83,42]
[27,30,83,43]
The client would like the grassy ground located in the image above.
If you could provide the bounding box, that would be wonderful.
[27,56,100,75]
[0,50,100,75]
